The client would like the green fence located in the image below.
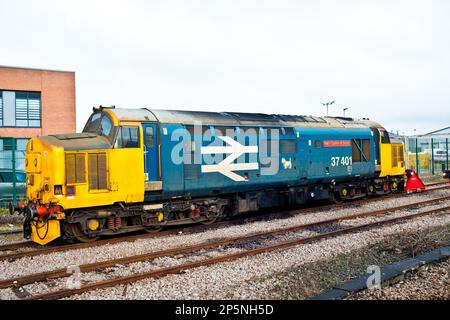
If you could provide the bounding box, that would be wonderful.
[405,136,449,176]
[0,137,28,208]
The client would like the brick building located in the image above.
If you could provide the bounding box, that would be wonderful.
[0,66,76,170]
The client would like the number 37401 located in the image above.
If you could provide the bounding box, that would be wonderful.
[330,156,352,167]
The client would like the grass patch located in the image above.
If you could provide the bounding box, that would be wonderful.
[258,225,450,299]
[420,174,448,183]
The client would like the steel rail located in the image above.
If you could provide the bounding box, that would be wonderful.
[26,204,450,300]
[0,241,34,252]
[0,229,22,236]
[425,181,449,187]
[3,195,450,291]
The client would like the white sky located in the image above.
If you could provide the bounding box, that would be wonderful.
[1,0,449,135]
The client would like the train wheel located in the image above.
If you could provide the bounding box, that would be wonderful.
[200,215,218,225]
[68,223,100,243]
[330,191,343,204]
[144,226,163,233]
[200,207,224,225]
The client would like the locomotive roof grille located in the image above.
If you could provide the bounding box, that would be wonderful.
[102,107,379,129]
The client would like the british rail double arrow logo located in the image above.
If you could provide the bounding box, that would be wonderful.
[200,136,259,182]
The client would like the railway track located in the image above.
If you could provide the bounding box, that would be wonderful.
[0,229,22,236]
[0,183,449,261]
[2,194,450,300]
[424,181,449,187]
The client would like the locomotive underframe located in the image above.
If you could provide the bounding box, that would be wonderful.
[58,174,404,242]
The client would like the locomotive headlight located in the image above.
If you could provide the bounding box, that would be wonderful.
[54,185,63,195]
[66,185,76,196]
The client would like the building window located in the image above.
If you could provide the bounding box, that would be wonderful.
[0,91,3,126]
[0,90,41,128]
[0,138,28,170]
[15,92,41,127]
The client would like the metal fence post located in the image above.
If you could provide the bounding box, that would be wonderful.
[404,137,409,169]
[447,138,449,171]
[11,138,17,206]
[415,137,419,173]
[431,138,434,175]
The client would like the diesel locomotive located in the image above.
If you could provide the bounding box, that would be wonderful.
[19,106,406,245]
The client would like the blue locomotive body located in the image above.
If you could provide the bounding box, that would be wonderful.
[153,124,375,200]
[105,108,404,222]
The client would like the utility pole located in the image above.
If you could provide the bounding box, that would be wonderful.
[321,100,335,116]
[343,108,348,117]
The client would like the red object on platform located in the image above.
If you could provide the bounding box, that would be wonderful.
[405,170,426,193]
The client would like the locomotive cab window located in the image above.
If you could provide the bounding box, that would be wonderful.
[115,126,140,148]
[380,130,390,144]
[145,126,154,148]
[83,112,116,143]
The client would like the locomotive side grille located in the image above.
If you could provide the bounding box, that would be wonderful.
[66,155,76,184]
[88,153,108,190]
[399,145,405,162]
[391,145,404,167]
[391,146,398,167]
[65,153,86,184]
[98,153,107,189]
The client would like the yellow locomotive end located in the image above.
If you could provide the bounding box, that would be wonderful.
[22,107,145,245]
[377,130,406,192]
[31,218,61,245]
[22,137,66,244]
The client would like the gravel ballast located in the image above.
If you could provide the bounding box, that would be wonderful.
[348,258,449,300]
[63,214,450,299]
[0,190,449,300]
[1,189,450,280]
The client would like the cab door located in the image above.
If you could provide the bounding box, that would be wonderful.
[371,128,381,171]
[142,123,160,183]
